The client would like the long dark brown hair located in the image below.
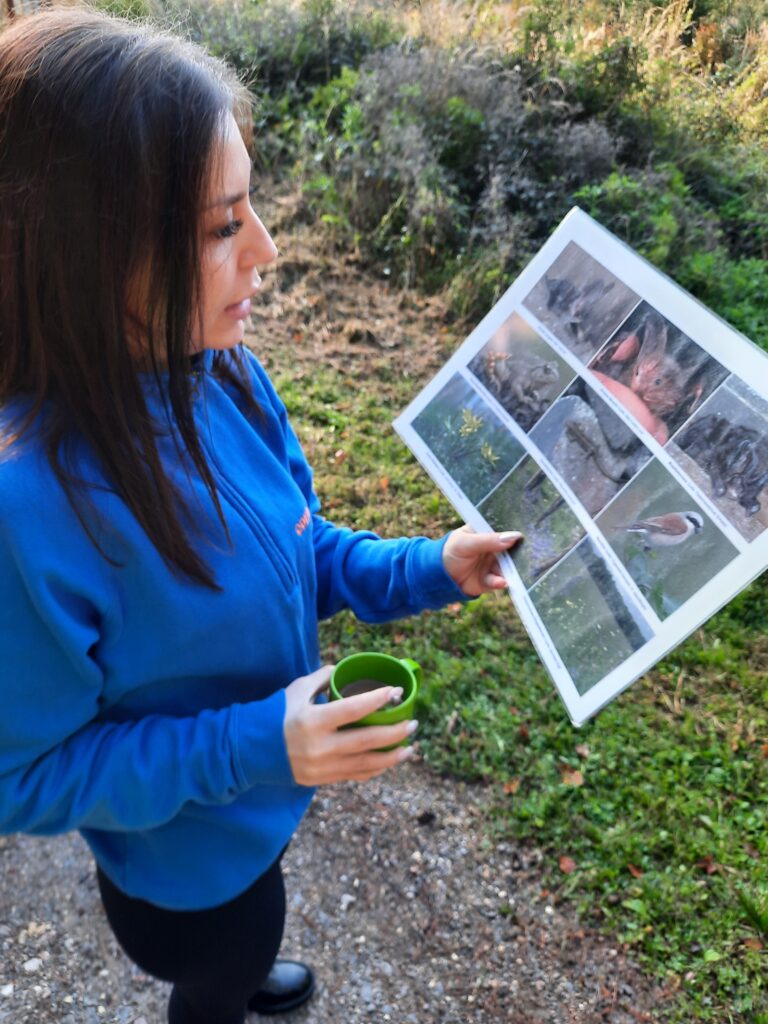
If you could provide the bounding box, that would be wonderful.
[0,6,259,587]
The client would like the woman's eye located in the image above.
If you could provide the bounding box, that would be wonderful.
[214,219,243,240]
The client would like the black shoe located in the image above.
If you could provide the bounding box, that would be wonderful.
[247,959,315,1016]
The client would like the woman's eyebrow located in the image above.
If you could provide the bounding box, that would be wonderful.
[206,190,247,210]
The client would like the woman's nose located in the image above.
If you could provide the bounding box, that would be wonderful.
[243,213,278,266]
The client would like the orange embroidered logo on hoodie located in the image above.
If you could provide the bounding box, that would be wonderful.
[295,506,311,536]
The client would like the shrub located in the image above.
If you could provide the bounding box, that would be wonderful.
[87,0,154,19]
[165,0,399,86]
[677,250,768,350]
[300,43,624,288]
[679,146,768,260]
[151,0,768,344]
[159,0,402,168]
[573,165,768,348]
[573,164,720,269]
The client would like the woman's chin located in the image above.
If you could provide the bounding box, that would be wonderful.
[197,323,247,351]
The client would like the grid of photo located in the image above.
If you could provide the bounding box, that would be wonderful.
[396,210,768,724]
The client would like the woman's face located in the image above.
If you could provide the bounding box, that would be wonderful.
[194,115,278,351]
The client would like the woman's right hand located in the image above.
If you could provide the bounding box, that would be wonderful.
[283,666,418,786]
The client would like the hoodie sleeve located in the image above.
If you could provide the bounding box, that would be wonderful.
[0,513,294,837]
[243,350,467,622]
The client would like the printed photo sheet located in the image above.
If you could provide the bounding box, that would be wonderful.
[394,208,768,725]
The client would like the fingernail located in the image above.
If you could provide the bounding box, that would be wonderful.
[389,687,404,704]
[499,531,521,543]
[406,719,419,735]
[398,746,416,762]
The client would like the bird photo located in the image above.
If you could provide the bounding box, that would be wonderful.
[595,458,738,620]
[613,511,704,551]
[521,241,639,362]
[668,375,768,544]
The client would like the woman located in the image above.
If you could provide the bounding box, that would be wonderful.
[0,8,520,1024]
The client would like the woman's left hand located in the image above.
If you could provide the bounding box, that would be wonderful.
[442,524,522,597]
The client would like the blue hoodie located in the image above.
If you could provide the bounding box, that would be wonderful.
[0,348,463,909]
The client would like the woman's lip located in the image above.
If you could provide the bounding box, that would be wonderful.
[225,297,253,319]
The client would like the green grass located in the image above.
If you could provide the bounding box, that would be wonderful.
[266,354,768,1023]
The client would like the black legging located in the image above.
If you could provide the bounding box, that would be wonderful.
[96,857,286,1024]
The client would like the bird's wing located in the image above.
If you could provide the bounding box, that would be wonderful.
[626,514,687,536]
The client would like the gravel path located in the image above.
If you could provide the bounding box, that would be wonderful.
[0,763,666,1023]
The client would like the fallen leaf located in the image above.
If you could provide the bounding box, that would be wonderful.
[378,476,389,491]
[509,706,520,716]
[333,449,346,464]
[743,937,763,951]
[745,843,760,859]
[518,724,530,742]
[627,863,643,878]
[560,767,584,787]
[575,744,590,759]
[503,778,520,795]
[559,855,577,874]
[761,743,768,758]
[695,856,721,875]
[446,602,463,615]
